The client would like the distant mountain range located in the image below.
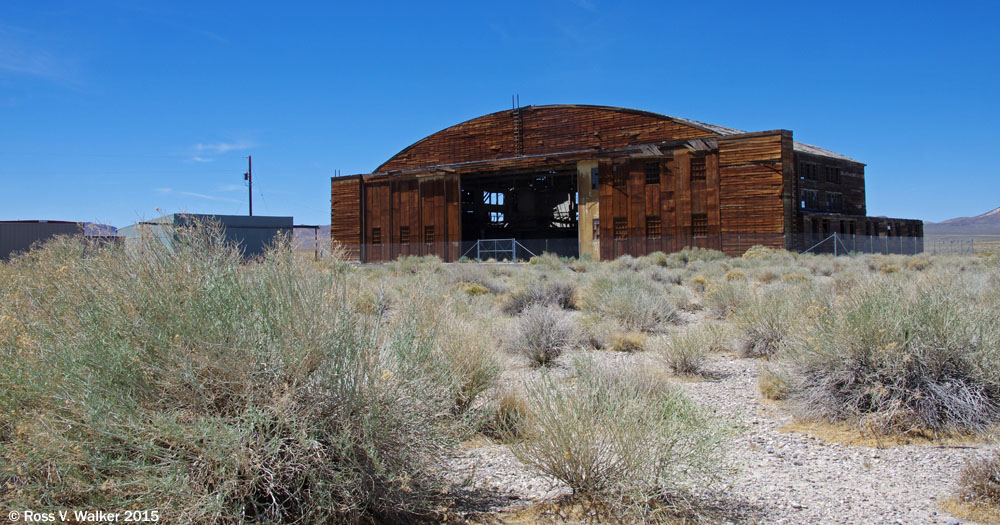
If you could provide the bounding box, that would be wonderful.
[924,207,1000,235]
[292,225,331,250]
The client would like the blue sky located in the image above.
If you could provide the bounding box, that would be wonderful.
[1,1,998,227]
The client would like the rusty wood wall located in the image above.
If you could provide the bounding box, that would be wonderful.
[351,174,460,262]
[330,175,362,260]
[378,105,721,172]
[717,131,790,253]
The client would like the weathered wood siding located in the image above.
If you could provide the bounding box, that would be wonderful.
[345,174,461,262]
[378,105,720,172]
[717,131,790,253]
[330,175,362,260]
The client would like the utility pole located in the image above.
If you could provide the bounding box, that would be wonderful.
[244,156,253,216]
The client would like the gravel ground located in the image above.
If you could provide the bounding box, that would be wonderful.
[445,351,997,524]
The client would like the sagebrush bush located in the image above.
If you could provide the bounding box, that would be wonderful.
[785,274,1000,434]
[734,286,799,358]
[0,225,461,522]
[609,331,647,353]
[510,359,727,518]
[507,304,578,366]
[580,273,679,332]
[481,389,529,443]
[958,450,1000,506]
[653,330,709,376]
[501,276,576,314]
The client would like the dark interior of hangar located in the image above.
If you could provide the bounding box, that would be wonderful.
[460,167,579,258]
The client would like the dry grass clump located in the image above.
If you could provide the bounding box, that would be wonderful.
[652,330,709,376]
[481,389,529,443]
[447,262,509,294]
[580,273,680,332]
[608,331,648,353]
[957,450,1000,505]
[734,287,798,358]
[510,360,727,519]
[507,304,578,366]
[502,276,577,314]
[387,254,444,275]
[0,225,463,523]
[784,274,1000,435]
[758,366,793,401]
[702,278,752,319]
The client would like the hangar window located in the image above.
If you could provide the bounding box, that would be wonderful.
[690,156,706,181]
[645,162,660,185]
[399,226,410,244]
[692,214,708,237]
[484,191,504,205]
[591,167,599,190]
[424,225,435,243]
[613,217,627,239]
[371,227,382,245]
[490,212,505,223]
[826,192,843,211]
[593,218,600,240]
[801,189,819,209]
[800,162,818,180]
[646,216,661,239]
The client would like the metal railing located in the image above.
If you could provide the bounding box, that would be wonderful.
[460,238,538,262]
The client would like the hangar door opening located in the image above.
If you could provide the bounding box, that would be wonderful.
[460,166,578,259]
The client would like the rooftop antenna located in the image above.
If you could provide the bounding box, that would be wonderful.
[243,156,252,216]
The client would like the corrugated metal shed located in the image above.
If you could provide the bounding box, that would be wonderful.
[118,214,293,258]
[0,220,83,261]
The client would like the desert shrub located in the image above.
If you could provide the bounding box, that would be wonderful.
[507,304,578,366]
[641,250,670,267]
[781,272,810,284]
[0,225,460,523]
[580,273,679,332]
[741,245,796,265]
[907,257,931,271]
[879,264,901,274]
[481,389,529,443]
[703,278,752,319]
[436,315,504,414]
[689,275,709,293]
[734,287,798,358]
[641,264,684,285]
[510,360,727,518]
[664,247,727,268]
[758,366,793,400]
[609,331,648,353]
[724,270,747,281]
[785,274,1000,434]
[502,276,576,314]
[447,262,508,294]
[456,281,490,296]
[528,252,568,270]
[652,330,709,376]
[388,254,444,275]
[958,450,1000,506]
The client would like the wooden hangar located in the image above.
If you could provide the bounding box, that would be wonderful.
[331,105,922,262]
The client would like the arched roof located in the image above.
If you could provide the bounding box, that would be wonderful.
[375,104,744,173]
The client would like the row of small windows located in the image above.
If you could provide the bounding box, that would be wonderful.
[371,225,435,245]
[594,214,708,239]
[798,161,842,183]
[800,189,843,211]
[602,157,708,189]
